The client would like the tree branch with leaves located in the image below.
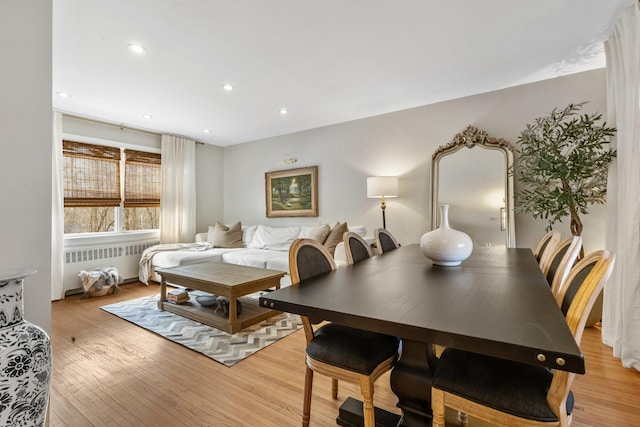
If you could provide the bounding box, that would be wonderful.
[514,102,616,237]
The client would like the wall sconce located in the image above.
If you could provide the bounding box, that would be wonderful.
[500,207,506,231]
[278,154,297,165]
[367,176,398,229]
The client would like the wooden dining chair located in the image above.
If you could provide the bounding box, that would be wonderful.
[431,249,615,427]
[535,230,561,274]
[343,231,374,264]
[374,228,401,255]
[547,236,582,300]
[289,239,400,427]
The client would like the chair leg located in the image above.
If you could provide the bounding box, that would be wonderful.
[331,378,338,399]
[457,411,468,426]
[431,388,446,427]
[360,377,375,427]
[303,367,313,427]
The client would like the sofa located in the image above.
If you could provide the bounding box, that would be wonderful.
[139,221,373,286]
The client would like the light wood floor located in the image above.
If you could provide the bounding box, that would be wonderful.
[50,283,640,427]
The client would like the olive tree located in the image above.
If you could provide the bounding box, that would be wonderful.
[515,102,616,237]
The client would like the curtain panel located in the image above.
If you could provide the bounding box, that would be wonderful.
[603,2,640,371]
[52,112,64,301]
[160,135,196,243]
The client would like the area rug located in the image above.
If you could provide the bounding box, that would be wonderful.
[100,293,302,367]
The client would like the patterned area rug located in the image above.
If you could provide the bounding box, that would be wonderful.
[100,294,302,367]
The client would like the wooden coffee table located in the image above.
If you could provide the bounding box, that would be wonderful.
[156,261,286,333]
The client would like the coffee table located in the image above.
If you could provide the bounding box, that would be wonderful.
[156,261,286,333]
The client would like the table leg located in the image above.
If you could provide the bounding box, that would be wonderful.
[390,339,438,426]
[228,296,238,329]
[158,277,167,310]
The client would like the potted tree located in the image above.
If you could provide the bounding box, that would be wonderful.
[514,102,616,244]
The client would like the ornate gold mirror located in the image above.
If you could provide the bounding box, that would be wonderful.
[431,125,516,248]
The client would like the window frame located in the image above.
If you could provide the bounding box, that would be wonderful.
[62,133,161,238]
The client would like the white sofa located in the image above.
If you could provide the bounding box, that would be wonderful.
[141,223,373,286]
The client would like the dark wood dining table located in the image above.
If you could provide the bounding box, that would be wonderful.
[258,244,584,427]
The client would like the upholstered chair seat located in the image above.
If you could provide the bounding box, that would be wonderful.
[433,348,574,423]
[306,323,400,374]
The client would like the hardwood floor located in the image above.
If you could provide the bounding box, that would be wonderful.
[50,283,640,426]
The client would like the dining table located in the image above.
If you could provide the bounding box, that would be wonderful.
[258,244,584,427]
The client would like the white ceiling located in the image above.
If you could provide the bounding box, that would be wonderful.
[53,0,633,146]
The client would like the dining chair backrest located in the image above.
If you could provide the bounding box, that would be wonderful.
[290,238,337,284]
[536,230,561,274]
[343,231,374,264]
[542,236,582,288]
[289,238,337,342]
[547,249,615,417]
[548,236,582,300]
[374,228,401,255]
[556,250,615,341]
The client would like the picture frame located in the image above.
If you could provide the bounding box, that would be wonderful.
[265,166,318,217]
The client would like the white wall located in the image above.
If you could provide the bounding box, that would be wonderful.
[0,1,53,332]
[223,69,609,254]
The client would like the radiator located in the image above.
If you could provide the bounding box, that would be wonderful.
[63,240,158,295]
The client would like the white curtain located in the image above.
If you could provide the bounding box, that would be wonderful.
[603,2,640,371]
[160,135,197,243]
[51,111,65,300]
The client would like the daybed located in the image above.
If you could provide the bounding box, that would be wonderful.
[139,221,372,286]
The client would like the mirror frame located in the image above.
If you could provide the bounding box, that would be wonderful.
[431,125,516,247]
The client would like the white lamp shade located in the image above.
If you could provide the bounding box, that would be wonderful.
[367,176,398,198]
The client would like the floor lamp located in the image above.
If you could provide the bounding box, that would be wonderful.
[367,176,398,229]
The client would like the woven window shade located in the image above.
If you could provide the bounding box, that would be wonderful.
[124,149,161,207]
[63,141,121,207]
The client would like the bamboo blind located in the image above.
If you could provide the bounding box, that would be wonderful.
[124,149,161,207]
[63,140,121,207]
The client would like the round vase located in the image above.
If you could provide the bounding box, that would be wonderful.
[420,204,473,266]
[0,269,52,427]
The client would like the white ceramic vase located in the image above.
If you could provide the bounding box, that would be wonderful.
[0,269,52,427]
[420,204,473,266]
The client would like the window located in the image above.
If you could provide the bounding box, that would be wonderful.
[123,149,161,231]
[63,140,161,233]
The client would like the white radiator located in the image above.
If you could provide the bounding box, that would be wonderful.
[63,238,158,295]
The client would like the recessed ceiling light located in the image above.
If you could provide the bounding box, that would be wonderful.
[280,108,288,115]
[56,92,71,98]
[222,83,235,91]
[142,114,153,119]
[128,44,146,54]
[203,129,211,134]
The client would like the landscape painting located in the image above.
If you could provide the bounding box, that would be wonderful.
[265,166,318,217]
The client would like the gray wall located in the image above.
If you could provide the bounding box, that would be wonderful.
[0,1,53,332]
[222,69,609,254]
[195,143,225,232]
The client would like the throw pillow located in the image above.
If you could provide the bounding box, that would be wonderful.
[242,225,258,246]
[301,224,331,243]
[324,221,348,256]
[209,221,243,248]
[249,225,301,251]
[349,225,368,237]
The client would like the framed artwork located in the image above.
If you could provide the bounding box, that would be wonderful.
[265,166,318,217]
